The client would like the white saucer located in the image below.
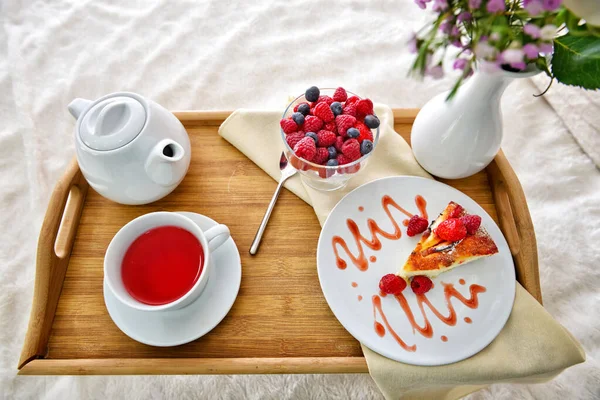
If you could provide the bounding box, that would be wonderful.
[103,212,242,347]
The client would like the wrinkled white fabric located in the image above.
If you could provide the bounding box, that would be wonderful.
[0,1,598,399]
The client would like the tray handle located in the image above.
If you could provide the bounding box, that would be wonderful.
[487,150,542,304]
[18,158,89,369]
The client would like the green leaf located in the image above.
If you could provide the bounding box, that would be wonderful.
[552,34,600,90]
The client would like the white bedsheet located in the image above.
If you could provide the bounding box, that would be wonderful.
[1,1,598,399]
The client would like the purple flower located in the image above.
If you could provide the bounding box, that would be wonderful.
[501,48,525,63]
[522,43,540,59]
[474,39,496,59]
[427,65,444,79]
[452,39,463,47]
[439,19,453,34]
[451,26,460,36]
[524,0,544,16]
[523,24,541,38]
[509,62,527,71]
[432,0,448,12]
[487,0,505,13]
[408,35,418,54]
[415,0,428,9]
[539,42,554,54]
[542,0,562,11]
[453,58,468,70]
[457,12,472,23]
[469,0,482,9]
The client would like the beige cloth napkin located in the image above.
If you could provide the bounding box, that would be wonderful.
[219,105,585,400]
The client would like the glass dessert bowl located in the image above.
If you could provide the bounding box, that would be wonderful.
[280,87,380,191]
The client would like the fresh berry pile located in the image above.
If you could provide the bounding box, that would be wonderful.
[281,86,379,172]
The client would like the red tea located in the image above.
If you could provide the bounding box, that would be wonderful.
[121,226,203,305]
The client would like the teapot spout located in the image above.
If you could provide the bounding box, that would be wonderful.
[68,98,93,119]
[145,139,185,186]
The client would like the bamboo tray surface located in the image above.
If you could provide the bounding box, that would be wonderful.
[18,109,540,375]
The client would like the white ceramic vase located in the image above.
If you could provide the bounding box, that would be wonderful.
[411,65,540,179]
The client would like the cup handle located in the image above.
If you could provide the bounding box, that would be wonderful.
[204,224,231,253]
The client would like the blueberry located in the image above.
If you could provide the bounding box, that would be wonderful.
[346,128,360,139]
[326,159,339,167]
[364,114,380,129]
[297,103,310,116]
[305,131,318,145]
[327,146,337,159]
[305,86,320,102]
[330,102,343,116]
[360,139,374,155]
[292,112,305,126]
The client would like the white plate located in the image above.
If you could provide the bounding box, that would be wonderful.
[104,212,241,347]
[317,176,515,366]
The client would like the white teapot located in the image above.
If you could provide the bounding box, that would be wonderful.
[68,92,191,205]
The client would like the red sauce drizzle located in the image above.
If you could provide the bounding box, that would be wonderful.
[402,219,409,226]
[441,335,448,342]
[372,283,486,351]
[351,282,358,288]
[358,206,364,212]
[459,279,466,285]
[358,295,363,301]
[369,256,377,262]
[332,195,419,271]
[464,317,472,324]
[415,195,428,220]
[372,295,417,351]
[379,290,387,297]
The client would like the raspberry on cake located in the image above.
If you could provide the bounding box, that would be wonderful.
[398,201,498,281]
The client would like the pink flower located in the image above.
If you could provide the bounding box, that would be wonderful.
[474,40,496,59]
[543,0,562,11]
[523,43,540,59]
[439,19,453,34]
[450,26,460,36]
[509,62,527,71]
[457,12,472,23]
[523,24,541,39]
[453,58,468,70]
[432,0,448,11]
[487,0,505,13]
[479,61,500,73]
[524,0,544,16]
[501,48,525,63]
[539,42,554,54]
[426,65,444,79]
[408,35,418,54]
[414,0,428,9]
[469,0,482,9]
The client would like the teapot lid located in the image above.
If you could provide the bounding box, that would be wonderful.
[78,96,146,151]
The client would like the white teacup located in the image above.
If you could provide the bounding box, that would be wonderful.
[104,212,230,311]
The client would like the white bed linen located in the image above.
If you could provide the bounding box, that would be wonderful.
[1,1,598,399]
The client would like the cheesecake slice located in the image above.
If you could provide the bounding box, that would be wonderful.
[398,202,498,280]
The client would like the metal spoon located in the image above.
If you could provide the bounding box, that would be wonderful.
[249,152,298,255]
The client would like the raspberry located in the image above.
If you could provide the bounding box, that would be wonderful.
[342,103,357,117]
[303,115,323,133]
[314,147,329,164]
[407,215,429,237]
[342,138,361,161]
[285,132,305,149]
[337,154,351,165]
[318,166,334,179]
[334,136,345,152]
[336,114,357,137]
[293,137,317,162]
[343,162,361,174]
[317,130,336,147]
[317,95,334,105]
[313,102,335,122]
[435,218,467,242]
[345,95,360,105]
[460,215,482,235]
[356,98,374,117]
[280,118,297,134]
[379,274,407,295]
[411,276,433,295]
[324,121,337,134]
[448,203,464,218]
[355,121,374,143]
[333,87,348,102]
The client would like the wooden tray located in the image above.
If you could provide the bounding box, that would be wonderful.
[18,109,541,375]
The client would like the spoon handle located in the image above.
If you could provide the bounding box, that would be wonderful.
[249,178,286,255]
